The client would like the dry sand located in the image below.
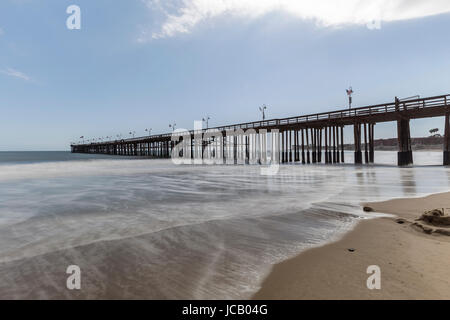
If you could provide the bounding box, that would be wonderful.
[253,192,450,300]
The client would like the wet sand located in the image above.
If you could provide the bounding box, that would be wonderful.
[254,192,450,299]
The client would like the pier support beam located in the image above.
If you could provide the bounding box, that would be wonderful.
[354,123,363,164]
[318,128,322,163]
[397,118,413,166]
[301,129,306,164]
[306,129,310,164]
[245,135,249,164]
[444,113,450,165]
[335,126,340,163]
[289,130,293,163]
[328,126,332,163]
[285,131,288,163]
[233,135,238,164]
[340,126,345,163]
[222,134,226,163]
[332,126,337,163]
[311,128,316,163]
[324,127,329,164]
[364,123,369,164]
[369,123,375,163]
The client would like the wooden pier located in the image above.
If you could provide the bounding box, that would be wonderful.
[71,94,450,166]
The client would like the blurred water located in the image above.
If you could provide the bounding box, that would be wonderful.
[0,151,126,165]
[0,151,449,299]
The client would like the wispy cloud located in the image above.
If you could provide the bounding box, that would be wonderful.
[1,67,32,81]
[0,27,4,36]
[142,0,450,40]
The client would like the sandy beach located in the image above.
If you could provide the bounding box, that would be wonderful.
[254,192,450,300]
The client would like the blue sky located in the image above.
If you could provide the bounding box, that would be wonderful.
[1,0,450,150]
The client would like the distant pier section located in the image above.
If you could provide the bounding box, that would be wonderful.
[71,94,450,166]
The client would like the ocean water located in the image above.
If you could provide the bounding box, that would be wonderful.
[0,151,449,299]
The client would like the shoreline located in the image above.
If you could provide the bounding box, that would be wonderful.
[253,192,450,299]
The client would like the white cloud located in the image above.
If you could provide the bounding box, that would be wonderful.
[142,0,450,40]
[0,27,4,36]
[1,68,32,81]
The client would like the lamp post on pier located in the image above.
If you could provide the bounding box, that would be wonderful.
[259,105,267,121]
[202,116,210,129]
[346,86,354,109]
